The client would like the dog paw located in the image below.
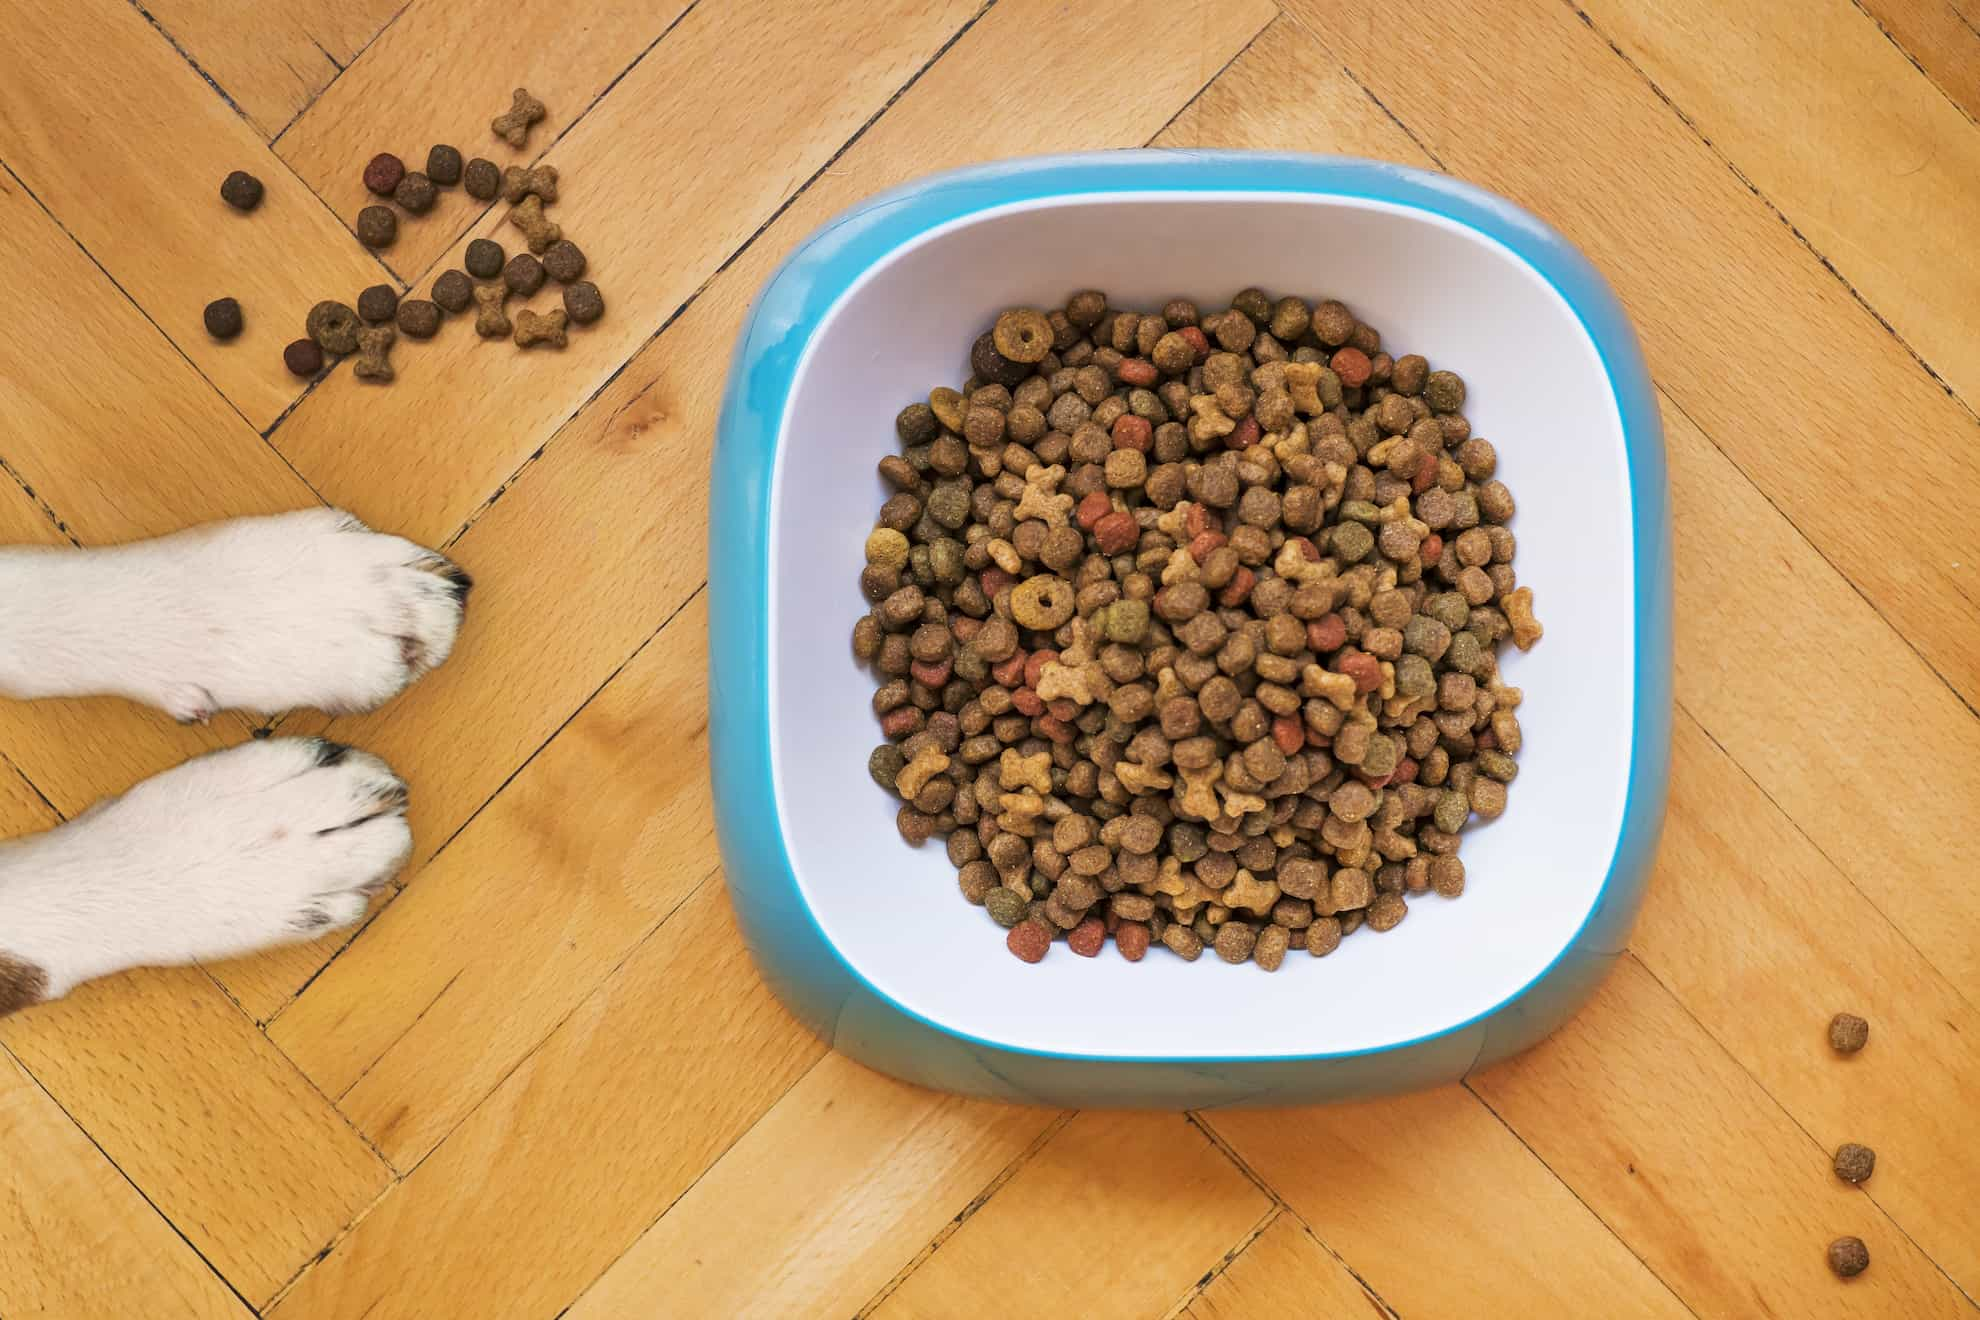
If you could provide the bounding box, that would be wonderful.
[0,738,412,996]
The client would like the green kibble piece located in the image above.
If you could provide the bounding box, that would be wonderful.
[1434,789,1471,835]
[1332,521,1374,562]
[985,888,1029,927]
[1478,750,1518,783]
[1426,592,1471,631]
[925,480,971,529]
[868,744,905,793]
[1424,370,1466,413]
[1098,597,1150,643]
[1446,629,1487,676]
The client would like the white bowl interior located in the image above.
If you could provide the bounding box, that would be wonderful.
[767,192,1634,1058]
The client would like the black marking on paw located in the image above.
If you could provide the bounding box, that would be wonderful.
[312,739,353,767]
[293,905,335,932]
[437,563,474,606]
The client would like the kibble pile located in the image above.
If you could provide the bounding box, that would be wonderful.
[206,87,605,383]
[854,289,1543,968]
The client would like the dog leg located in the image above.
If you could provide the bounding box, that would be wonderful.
[0,508,470,719]
[0,737,409,1010]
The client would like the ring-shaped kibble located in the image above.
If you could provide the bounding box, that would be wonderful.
[1009,575,1075,630]
[305,299,360,355]
[928,387,965,434]
[993,308,1054,364]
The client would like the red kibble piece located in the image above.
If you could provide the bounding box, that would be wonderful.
[1177,326,1210,361]
[1413,451,1439,494]
[1047,698,1080,722]
[1272,715,1305,755]
[1331,347,1372,387]
[1007,919,1051,963]
[1227,415,1261,450]
[1116,357,1158,387]
[1184,504,1218,538]
[1308,613,1347,652]
[879,707,920,738]
[1023,650,1056,689]
[990,651,1028,687]
[1075,491,1113,530]
[910,658,952,688]
[1357,765,1395,788]
[1068,917,1106,957]
[1420,534,1443,566]
[1036,714,1076,744]
[1392,757,1419,784]
[1285,535,1320,561]
[980,567,1015,599]
[1112,414,1153,452]
[1339,651,1382,693]
[1115,922,1150,961]
[950,615,982,642]
[1187,531,1227,562]
[362,153,405,197]
[1475,731,1497,751]
[1092,510,1140,554]
[1011,687,1044,716]
[1218,566,1256,607]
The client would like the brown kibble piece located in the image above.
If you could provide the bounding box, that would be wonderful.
[514,307,568,350]
[503,253,546,296]
[541,239,586,283]
[471,284,511,339]
[1826,1237,1868,1279]
[508,194,560,253]
[356,205,397,249]
[465,238,505,279]
[501,163,559,203]
[463,157,501,200]
[282,338,322,377]
[1828,1012,1869,1053]
[1832,1143,1875,1184]
[219,170,263,211]
[356,284,399,324]
[426,145,463,187]
[396,299,441,339]
[305,300,360,355]
[351,324,395,384]
[993,309,1054,363]
[563,281,604,325]
[491,87,546,147]
[202,297,242,340]
[432,270,474,314]
[394,171,437,214]
[361,153,403,197]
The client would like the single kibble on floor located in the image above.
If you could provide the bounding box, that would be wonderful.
[356,284,399,325]
[218,170,263,212]
[563,280,604,325]
[541,239,586,283]
[507,194,561,253]
[501,163,559,204]
[1832,1143,1875,1184]
[425,144,463,187]
[471,284,511,339]
[362,152,404,197]
[1827,1237,1869,1279]
[503,252,545,296]
[304,299,360,355]
[356,205,397,249]
[393,171,437,215]
[491,86,546,147]
[202,297,242,340]
[432,269,474,314]
[513,307,567,350]
[281,337,323,377]
[464,238,506,279]
[1828,1012,1869,1054]
[854,287,1535,968]
[463,157,501,200]
[395,299,440,339]
[351,324,395,384]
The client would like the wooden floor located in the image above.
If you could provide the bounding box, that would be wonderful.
[0,0,1976,1315]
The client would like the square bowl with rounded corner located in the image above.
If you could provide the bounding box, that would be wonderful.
[710,151,1671,1109]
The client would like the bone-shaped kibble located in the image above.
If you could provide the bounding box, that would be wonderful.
[1273,540,1332,585]
[1113,760,1173,796]
[352,324,395,383]
[472,284,511,339]
[1035,661,1096,706]
[1154,502,1192,538]
[1282,361,1325,415]
[1188,394,1236,444]
[1160,546,1199,586]
[500,163,559,204]
[1013,464,1072,527]
[995,788,1046,836]
[1217,783,1268,818]
[1148,856,1187,899]
[514,307,568,350]
[1267,421,1310,463]
[895,749,949,801]
[1503,588,1544,651]
[508,194,562,254]
[491,87,546,148]
[1224,869,1281,916]
[1301,664,1359,711]
[1177,761,1223,821]
[998,748,1051,794]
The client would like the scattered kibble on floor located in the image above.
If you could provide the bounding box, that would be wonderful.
[514,307,568,350]
[490,86,546,147]
[352,324,396,384]
[219,170,262,212]
[542,239,586,283]
[432,270,474,315]
[356,284,399,325]
[508,195,560,253]
[393,171,437,215]
[472,283,511,339]
[362,152,404,197]
[1827,1236,1869,1279]
[281,338,323,378]
[395,299,441,340]
[1832,1142,1875,1184]
[305,300,359,355]
[503,253,545,297]
[563,281,604,325]
[1829,1012,1869,1054]
[202,297,242,340]
[425,144,463,187]
[465,238,506,280]
[356,205,397,250]
[463,156,500,201]
[502,163,558,204]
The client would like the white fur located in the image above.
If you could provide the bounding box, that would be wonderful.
[0,508,469,721]
[0,737,411,997]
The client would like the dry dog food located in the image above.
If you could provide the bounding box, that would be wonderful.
[394,171,438,215]
[501,163,558,204]
[282,337,323,377]
[514,306,567,349]
[503,252,545,296]
[472,283,511,339]
[305,299,360,355]
[363,152,405,197]
[508,195,560,253]
[203,297,243,340]
[854,288,1539,967]
[541,239,586,283]
[1829,1013,1869,1053]
[357,205,398,250]
[432,269,474,314]
[352,324,396,383]
[219,170,263,212]
[1832,1142,1875,1184]
[357,284,400,324]
[563,281,604,325]
[464,156,501,201]
[1827,1236,1869,1279]
[491,87,545,147]
[426,144,464,187]
[465,238,506,279]
[396,298,441,339]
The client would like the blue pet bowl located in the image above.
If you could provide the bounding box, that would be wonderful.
[710,152,1670,1109]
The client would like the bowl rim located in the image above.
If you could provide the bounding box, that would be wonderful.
[711,150,1671,1077]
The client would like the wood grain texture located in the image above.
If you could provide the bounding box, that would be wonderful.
[1581,0,1980,409]
[872,1112,1272,1320]
[277,0,692,281]
[269,0,984,548]
[139,0,404,138]
[1854,0,1980,124]
[0,2,390,429]
[0,1053,248,1318]
[566,1053,1059,1320]
[1181,1214,1386,1320]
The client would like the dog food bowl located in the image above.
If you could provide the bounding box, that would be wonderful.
[710,152,1670,1109]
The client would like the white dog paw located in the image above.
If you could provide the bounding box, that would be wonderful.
[0,738,412,997]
